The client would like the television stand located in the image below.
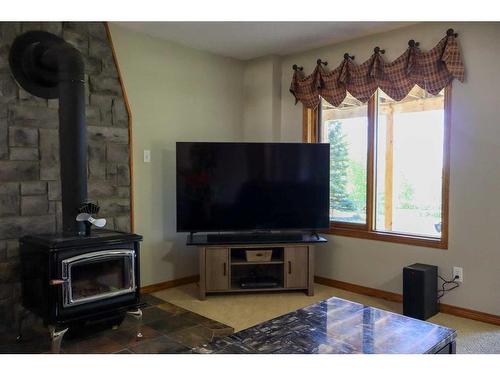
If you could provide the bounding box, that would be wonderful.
[189,235,326,300]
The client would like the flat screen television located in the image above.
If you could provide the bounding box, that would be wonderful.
[176,142,330,233]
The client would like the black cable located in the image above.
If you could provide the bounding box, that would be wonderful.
[437,283,459,299]
[437,275,460,300]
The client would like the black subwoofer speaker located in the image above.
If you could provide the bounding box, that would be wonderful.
[403,263,438,320]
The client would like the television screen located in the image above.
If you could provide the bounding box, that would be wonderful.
[176,142,330,232]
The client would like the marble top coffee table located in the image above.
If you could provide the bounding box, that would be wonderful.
[199,296,456,354]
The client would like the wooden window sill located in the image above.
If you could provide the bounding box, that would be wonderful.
[322,226,448,249]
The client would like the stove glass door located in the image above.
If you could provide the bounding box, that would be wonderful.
[62,249,136,307]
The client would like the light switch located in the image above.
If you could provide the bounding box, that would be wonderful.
[144,149,151,163]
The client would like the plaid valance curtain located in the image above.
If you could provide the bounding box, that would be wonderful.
[289,31,465,109]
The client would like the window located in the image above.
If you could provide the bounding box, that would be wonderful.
[305,85,450,249]
[320,93,368,225]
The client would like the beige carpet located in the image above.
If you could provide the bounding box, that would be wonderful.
[154,282,500,354]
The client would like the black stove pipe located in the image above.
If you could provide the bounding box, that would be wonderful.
[9,31,87,235]
[43,44,87,235]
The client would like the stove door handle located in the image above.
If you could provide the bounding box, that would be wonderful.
[49,279,68,286]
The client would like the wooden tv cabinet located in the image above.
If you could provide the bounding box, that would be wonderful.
[197,243,315,300]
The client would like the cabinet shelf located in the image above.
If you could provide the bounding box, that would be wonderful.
[229,282,285,292]
[230,247,284,265]
[231,260,284,266]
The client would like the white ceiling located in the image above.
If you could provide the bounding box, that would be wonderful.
[114,22,414,61]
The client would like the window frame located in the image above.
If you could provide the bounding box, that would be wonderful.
[304,85,451,249]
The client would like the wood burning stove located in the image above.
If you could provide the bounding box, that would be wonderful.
[8,30,143,353]
[18,231,143,352]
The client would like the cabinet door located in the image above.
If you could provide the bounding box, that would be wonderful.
[284,246,309,288]
[205,248,229,291]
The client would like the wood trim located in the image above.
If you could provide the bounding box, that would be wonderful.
[140,275,199,294]
[302,106,309,142]
[439,303,500,326]
[441,85,452,249]
[315,276,403,303]
[315,276,500,326]
[330,221,368,231]
[105,22,135,232]
[366,95,376,231]
[324,226,447,249]
[302,105,319,143]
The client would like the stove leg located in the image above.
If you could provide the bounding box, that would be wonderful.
[16,307,29,342]
[48,326,68,354]
[126,308,143,340]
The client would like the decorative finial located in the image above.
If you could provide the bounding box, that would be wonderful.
[408,39,420,48]
[374,46,385,54]
[343,53,355,60]
[292,64,303,72]
[447,28,458,37]
[316,59,328,66]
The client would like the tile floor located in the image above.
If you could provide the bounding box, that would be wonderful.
[0,295,233,354]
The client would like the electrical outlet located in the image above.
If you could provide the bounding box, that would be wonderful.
[453,266,463,283]
[144,149,151,163]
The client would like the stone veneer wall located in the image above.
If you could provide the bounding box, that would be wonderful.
[0,22,131,331]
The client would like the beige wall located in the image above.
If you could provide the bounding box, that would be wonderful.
[108,24,244,286]
[279,22,500,315]
[242,56,282,141]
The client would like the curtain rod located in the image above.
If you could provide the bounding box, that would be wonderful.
[291,29,459,72]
